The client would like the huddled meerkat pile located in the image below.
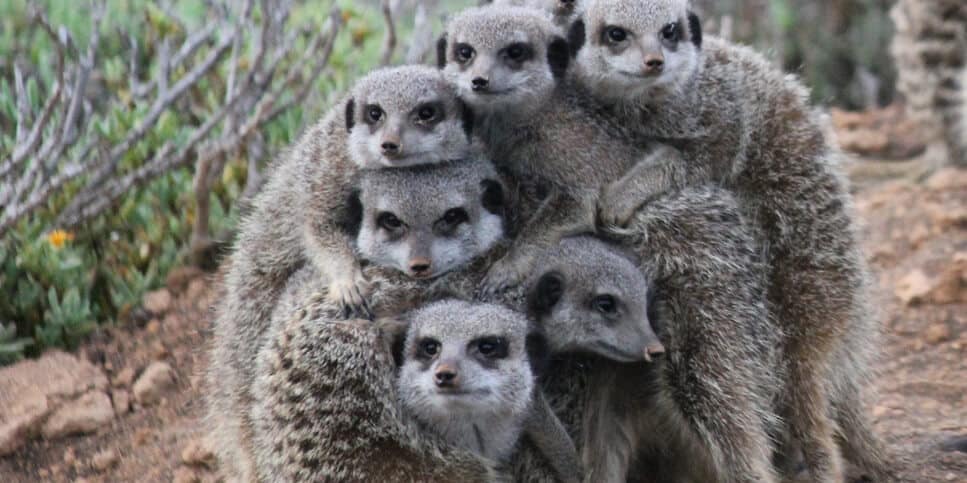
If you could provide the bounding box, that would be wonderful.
[207,1,890,481]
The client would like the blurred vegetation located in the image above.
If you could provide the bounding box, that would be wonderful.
[0,0,413,363]
[694,0,896,108]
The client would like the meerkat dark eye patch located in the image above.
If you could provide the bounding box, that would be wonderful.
[377,211,404,231]
[345,98,356,131]
[500,42,534,64]
[364,104,385,124]
[454,43,476,64]
[528,271,565,318]
[687,12,702,48]
[567,19,586,57]
[435,208,469,234]
[472,336,508,359]
[436,33,448,68]
[547,36,570,78]
[480,179,504,215]
[417,338,441,360]
[660,22,681,44]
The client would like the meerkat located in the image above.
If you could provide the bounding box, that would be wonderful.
[570,1,888,480]
[437,5,670,295]
[207,66,477,482]
[528,186,782,483]
[247,162,585,482]
[488,0,581,27]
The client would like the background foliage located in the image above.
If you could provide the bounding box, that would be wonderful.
[0,0,898,364]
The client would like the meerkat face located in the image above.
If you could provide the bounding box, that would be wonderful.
[490,0,580,26]
[571,0,702,102]
[527,236,665,362]
[399,300,537,426]
[345,65,474,169]
[438,6,570,117]
[354,158,506,279]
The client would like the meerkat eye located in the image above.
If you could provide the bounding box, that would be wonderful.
[455,43,475,63]
[419,339,440,358]
[592,295,618,315]
[502,43,532,63]
[414,104,441,124]
[377,212,403,230]
[442,208,468,226]
[661,22,679,42]
[475,337,508,359]
[604,26,628,44]
[365,105,384,124]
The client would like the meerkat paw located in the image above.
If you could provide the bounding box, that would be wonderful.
[327,272,373,320]
[479,251,535,296]
[596,182,646,230]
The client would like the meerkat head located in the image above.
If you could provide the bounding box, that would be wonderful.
[398,299,542,458]
[353,156,506,279]
[527,235,665,363]
[489,0,581,26]
[570,0,702,102]
[438,6,571,117]
[345,65,475,169]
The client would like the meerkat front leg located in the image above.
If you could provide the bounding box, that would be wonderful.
[481,191,595,295]
[525,390,583,483]
[596,145,691,230]
[303,220,373,320]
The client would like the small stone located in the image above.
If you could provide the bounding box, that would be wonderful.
[38,469,49,478]
[151,341,169,360]
[872,405,889,418]
[112,367,136,388]
[895,270,931,305]
[166,266,205,294]
[945,472,957,481]
[142,288,173,314]
[133,428,152,446]
[186,278,207,301]
[926,167,967,191]
[132,362,176,405]
[173,467,200,483]
[91,448,118,472]
[926,261,967,304]
[111,389,131,415]
[146,319,162,334]
[181,439,215,468]
[925,323,952,345]
[42,391,114,439]
[907,224,930,250]
[63,447,77,465]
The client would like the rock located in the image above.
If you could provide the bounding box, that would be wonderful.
[166,266,205,294]
[143,288,173,314]
[132,362,176,405]
[0,350,108,455]
[837,128,890,156]
[173,467,201,483]
[925,323,952,345]
[181,438,215,468]
[151,341,170,360]
[895,270,931,305]
[925,167,967,191]
[926,260,967,304]
[112,367,136,388]
[186,278,207,302]
[41,391,114,438]
[91,448,118,472]
[146,319,162,334]
[111,389,131,415]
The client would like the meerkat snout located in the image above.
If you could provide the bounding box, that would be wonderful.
[471,77,490,92]
[433,361,460,388]
[408,257,432,277]
[643,54,664,76]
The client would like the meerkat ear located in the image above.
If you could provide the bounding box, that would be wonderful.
[436,33,448,69]
[687,11,702,48]
[480,179,505,215]
[457,97,475,141]
[345,98,356,132]
[547,36,570,78]
[525,331,550,377]
[527,271,564,318]
[336,188,363,237]
[375,317,409,367]
[567,19,586,57]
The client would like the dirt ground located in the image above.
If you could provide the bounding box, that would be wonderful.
[0,150,965,482]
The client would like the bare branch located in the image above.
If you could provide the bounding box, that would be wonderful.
[379,0,397,66]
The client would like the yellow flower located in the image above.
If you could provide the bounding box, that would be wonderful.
[47,230,75,249]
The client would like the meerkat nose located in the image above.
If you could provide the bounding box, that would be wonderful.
[643,55,664,76]
[471,77,490,92]
[408,257,432,275]
[644,342,665,362]
[434,365,459,387]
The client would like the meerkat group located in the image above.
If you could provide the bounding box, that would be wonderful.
[208,1,888,482]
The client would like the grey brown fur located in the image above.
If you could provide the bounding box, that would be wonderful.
[207,66,476,482]
[529,186,781,483]
[573,1,887,480]
[439,5,666,294]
